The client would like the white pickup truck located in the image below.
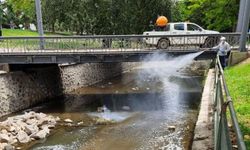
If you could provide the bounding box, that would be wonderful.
[143,22,219,49]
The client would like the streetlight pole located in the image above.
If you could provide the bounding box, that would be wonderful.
[0,0,3,36]
[239,0,250,52]
[236,0,246,32]
[35,0,44,49]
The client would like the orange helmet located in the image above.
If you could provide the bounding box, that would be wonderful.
[156,16,168,27]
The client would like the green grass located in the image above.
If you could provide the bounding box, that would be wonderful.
[2,29,40,36]
[2,29,73,37]
[224,61,250,148]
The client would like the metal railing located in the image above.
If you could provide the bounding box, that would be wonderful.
[0,33,249,53]
[213,56,246,150]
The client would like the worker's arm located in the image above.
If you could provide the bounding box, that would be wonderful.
[211,45,220,51]
[226,43,231,53]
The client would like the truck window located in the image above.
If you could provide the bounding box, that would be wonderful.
[187,24,202,31]
[165,24,170,31]
[174,24,184,31]
[155,24,170,31]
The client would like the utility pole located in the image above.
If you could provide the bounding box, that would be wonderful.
[236,0,246,32]
[0,0,3,37]
[239,0,250,52]
[35,0,45,49]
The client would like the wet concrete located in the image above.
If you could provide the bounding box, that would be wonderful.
[18,67,205,150]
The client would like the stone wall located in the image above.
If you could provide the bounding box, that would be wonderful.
[0,64,9,73]
[60,62,139,93]
[0,67,62,117]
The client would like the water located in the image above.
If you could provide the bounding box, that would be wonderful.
[22,52,205,150]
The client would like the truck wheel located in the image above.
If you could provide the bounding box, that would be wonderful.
[202,36,219,48]
[157,39,170,49]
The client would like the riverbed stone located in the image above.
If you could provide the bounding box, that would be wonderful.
[1,129,8,135]
[4,144,15,150]
[17,130,30,143]
[24,125,39,135]
[7,126,15,133]
[31,129,48,139]
[26,119,37,125]
[122,106,130,111]
[64,119,73,123]
[0,133,10,142]
[167,126,176,131]
[35,113,47,120]
[0,111,59,145]
[0,143,8,150]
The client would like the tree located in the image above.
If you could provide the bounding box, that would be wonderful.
[203,0,238,32]
[3,0,174,34]
[174,0,239,32]
[7,0,35,29]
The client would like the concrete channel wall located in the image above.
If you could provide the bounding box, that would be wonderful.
[228,51,249,66]
[192,69,215,150]
[0,62,138,117]
[61,62,137,93]
[0,67,62,117]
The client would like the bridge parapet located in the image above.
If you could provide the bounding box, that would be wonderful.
[0,33,249,53]
[0,33,248,64]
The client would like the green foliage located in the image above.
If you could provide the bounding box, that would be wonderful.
[224,61,250,148]
[173,0,239,32]
[6,0,35,28]
[171,1,188,22]
[41,0,172,35]
[2,0,240,34]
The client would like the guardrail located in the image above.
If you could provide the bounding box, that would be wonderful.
[213,56,246,150]
[0,33,249,53]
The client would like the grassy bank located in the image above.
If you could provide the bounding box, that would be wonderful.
[2,29,72,36]
[224,59,250,148]
[2,29,40,36]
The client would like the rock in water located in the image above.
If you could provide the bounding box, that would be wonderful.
[55,117,61,122]
[35,113,47,120]
[0,111,59,147]
[77,121,84,126]
[4,144,15,150]
[31,129,48,139]
[26,119,37,125]
[17,130,30,143]
[122,106,130,111]
[24,125,39,135]
[0,133,10,142]
[0,143,8,150]
[64,119,73,123]
[167,126,176,131]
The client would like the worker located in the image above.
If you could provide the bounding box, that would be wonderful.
[149,21,155,31]
[212,37,231,69]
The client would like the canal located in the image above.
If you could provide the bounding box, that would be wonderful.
[20,52,206,150]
